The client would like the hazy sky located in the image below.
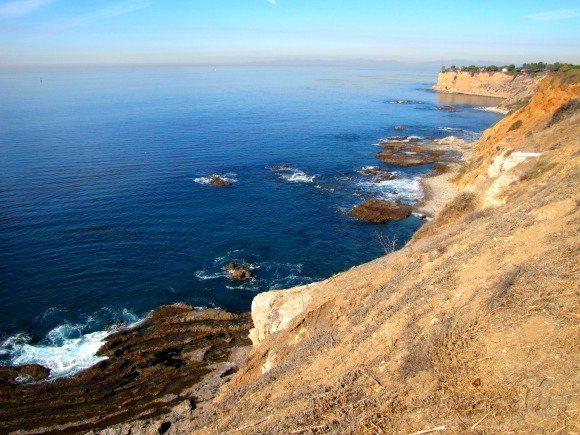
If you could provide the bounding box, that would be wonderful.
[1,0,579,66]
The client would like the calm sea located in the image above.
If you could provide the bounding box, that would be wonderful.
[0,65,501,377]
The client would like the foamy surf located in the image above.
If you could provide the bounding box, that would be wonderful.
[193,173,237,185]
[437,127,480,140]
[357,176,423,203]
[385,99,424,105]
[276,168,315,183]
[199,253,310,291]
[0,311,142,380]
[194,270,224,280]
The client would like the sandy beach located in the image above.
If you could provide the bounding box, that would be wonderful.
[415,136,473,217]
[416,168,459,217]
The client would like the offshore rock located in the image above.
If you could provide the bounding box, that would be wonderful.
[224,262,253,280]
[0,305,252,434]
[209,175,233,187]
[377,139,456,166]
[349,199,412,224]
[360,166,391,176]
[373,173,397,183]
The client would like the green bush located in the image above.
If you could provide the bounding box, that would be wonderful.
[507,120,523,132]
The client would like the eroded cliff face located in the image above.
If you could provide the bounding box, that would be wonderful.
[189,71,579,434]
[433,70,543,100]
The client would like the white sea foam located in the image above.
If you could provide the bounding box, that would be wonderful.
[380,135,424,144]
[358,176,423,203]
[2,328,109,380]
[279,169,315,183]
[438,127,464,133]
[193,173,237,185]
[437,127,480,140]
[194,270,224,280]
[386,100,423,105]
[0,310,142,380]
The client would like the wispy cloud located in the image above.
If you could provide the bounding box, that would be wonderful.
[70,0,152,26]
[266,0,276,4]
[0,0,53,19]
[527,8,579,21]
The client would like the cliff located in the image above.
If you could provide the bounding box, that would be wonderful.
[184,71,579,433]
[433,71,544,106]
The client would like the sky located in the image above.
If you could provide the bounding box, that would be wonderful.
[0,0,579,67]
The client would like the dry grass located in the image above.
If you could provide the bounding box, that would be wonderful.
[413,192,476,240]
[548,99,580,127]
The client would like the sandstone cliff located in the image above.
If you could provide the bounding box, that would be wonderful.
[433,71,544,107]
[187,71,579,434]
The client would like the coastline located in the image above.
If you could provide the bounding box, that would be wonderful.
[416,167,459,217]
[415,136,476,217]
[477,106,509,114]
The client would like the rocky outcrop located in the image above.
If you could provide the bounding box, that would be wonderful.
[376,139,457,166]
[208,175,232,187]
[224,262,253,280]
[0,305,252,434]
[360,166,390,176]
[373,173,397,182]
[433,71,543,99]
[349,198,412,224]
[249,283,318,346]
[0,364,50,383]
[268,163,289,171]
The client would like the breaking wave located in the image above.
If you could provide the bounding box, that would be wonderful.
[0,309,141,380]
[193,173,237,185]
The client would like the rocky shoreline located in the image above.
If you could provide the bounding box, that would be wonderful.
[0,132,479,433]
[0,305,252,434]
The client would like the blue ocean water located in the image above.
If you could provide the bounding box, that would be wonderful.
[0,66,501,377]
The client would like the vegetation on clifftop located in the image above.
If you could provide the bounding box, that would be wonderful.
[441,62,579,75]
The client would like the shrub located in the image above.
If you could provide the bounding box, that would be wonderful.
[507,120,522,131]
[548,99,580,127]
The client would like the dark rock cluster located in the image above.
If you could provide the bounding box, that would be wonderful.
[0,305,252,434]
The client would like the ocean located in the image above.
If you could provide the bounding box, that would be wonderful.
[0,65,501,378]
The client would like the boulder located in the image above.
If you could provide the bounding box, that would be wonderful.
[437,105,459,112]
[223,263,253,280]
[349,199,412,224]
[373,173,397,183]
[0,364,50,384]
[208,175,232,187]
[377,140,455,167]
[360,166,390,176]
[224,261,237,270]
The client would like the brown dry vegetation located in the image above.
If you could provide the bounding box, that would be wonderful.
[173,72,580,435]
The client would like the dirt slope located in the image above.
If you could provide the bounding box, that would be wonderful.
[175,71,580,434]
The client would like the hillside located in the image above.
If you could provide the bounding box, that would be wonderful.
[155,71,580,434]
